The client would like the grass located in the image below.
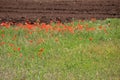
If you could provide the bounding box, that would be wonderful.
[0,18,120,80]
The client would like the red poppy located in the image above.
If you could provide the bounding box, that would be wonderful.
[40,48,44,53]
[104,29,108,34]
[20,53,23,57]
[18,47,21,51]
[67,27,74,33]
[91,18,96,22]
[29,40,33,43]
[78,25,83,30]
[86,27,96,31]
[1,34,5,38]
[0,42,5,46]
[38,48,44,57]
[0,22,10,28]
[9,43,14,47]
[89,37,93,41]
[99,26,103,30]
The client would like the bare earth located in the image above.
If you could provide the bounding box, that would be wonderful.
[0,0,119,23]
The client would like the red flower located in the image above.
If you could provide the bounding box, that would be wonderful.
[40,48,44,53]
[18,47,21,51]
[9,43,14,47]
[1,34,5,38]
[1,22,10,28]
[20,53,23,57]
[29,40,33,43]
[38,48,44,57]
[86,27,96,31]
[67,27,74,34]
[0,42,5,46]
[91,18,96,22]
[89,37,93,41]
[78,25,83,30]
[99,26,103,30]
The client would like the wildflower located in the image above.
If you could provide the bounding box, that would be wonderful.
[28,31,32,34]
[41,23,46,29]
[98,26,103,30]
[38,48,44,57]
[103,28,108,34]
[0,42,5,46]
[63,26,67,31]
[91,18,96,22]
[18,47,21,51]
[25,35,29,38]
[86,27,96,31]
[40,48,44,53]
[68,27,74,34]
[13,47,16,51]
[89,37,93,41]
[25,23,33,30]
[20,53,23,57]
[29,40,33,43]
[9,43,15,47]
[1,34,5,38]
[78,25,83,30]
[0,22,10,28]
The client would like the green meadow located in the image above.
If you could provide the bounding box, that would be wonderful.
[0,18,120,80]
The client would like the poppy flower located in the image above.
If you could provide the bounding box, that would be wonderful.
[38,48,44,57]
[1,34,5,38]
[78,25,83,30]
[29,40,33,43]
[86,27,96,31]
[89,37,93,41]
[9,43,14,47]
[0,42,5,46]
[91,18,96,22]
[103,28,108,34]
[98,26,103,30]
[18,47,21,51]
[20,53,23,57]
[40,48,44,53]
[0,22,10,28]
[68,27,74,34]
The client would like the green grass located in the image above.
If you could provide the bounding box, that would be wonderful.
[0,18,120,80]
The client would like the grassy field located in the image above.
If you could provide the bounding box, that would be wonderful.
[0,18,120,80]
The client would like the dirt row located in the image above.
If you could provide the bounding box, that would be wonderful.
[0,0,119,23]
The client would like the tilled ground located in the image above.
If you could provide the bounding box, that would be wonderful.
[0,0,119,23]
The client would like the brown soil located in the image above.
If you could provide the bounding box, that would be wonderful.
[0,0,119,23]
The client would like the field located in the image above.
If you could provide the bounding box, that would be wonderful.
[0,0,119,22]
[0,18,120,80]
